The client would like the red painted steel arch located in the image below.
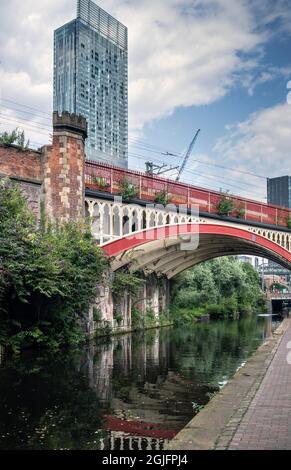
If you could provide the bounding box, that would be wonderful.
[102,224,291,265]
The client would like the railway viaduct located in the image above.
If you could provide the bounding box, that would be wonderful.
[1,112,290,335]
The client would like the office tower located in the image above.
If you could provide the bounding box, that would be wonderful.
[54,0,128,167]
[267,176,291,208]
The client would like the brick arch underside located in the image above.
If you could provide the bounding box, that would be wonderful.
[102,224,291,278]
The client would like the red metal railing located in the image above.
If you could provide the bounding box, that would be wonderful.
[85,160,291,229]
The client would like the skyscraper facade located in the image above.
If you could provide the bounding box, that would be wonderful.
[54,0,128,168]
[267,176,291,209]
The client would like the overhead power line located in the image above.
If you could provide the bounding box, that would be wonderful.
[0,104,51,122]
[128,151,261,190]
[0,98,51,116]
[0,114,52,135]
[0,98,268,180]
[0,98,268,196]
[129,138,267,180]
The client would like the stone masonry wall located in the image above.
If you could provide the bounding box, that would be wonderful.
[19,182,42,220]
[87,284,114,337]
[136,274,170,318]
[0,145,42,182]
[88,273,171,338]
[0,145,43,220]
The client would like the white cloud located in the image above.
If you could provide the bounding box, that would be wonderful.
[213,102,291,198]
[0,0,290,143]
[121,0,263,130]
[242,66,291,96]
[0,0,279,134]
[248,0,291,36]
[0,0,74,145]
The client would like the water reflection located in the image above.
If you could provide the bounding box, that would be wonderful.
[0,315,279,450]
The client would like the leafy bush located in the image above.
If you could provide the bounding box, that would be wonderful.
[114,311,123,325]
[207,297,239,319]
[154,190,170,206]
[0,129,18,146]
[158,311,170,326]
[271,282,286,292]
[286,216,291,229]
[0,179,108,353]
[91,176,109,190]
[119,178,139,201]
[174,290,202,309]
[170,307,207,326]
[112,270,143,300]
[216,192,235,216]
[131,307,143,329]
[0,128,29,150]
[145,308,157,328]
[235,206,246,218]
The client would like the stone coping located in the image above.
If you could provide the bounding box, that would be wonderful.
[166,318,290,450]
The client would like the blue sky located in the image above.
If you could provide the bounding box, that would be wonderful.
[0,0,290,200]
[135,69,290,198]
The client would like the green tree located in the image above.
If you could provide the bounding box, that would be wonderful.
[0,128,29,149]
[0,179,108,352]
[170,256,265,322]
[172,263,219,308]
[0,129,18,146]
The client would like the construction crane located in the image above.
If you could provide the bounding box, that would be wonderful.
[176,129,201,181]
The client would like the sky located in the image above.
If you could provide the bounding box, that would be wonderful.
[0,0,291,201]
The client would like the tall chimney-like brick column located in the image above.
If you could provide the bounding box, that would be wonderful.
[42,112,87,223]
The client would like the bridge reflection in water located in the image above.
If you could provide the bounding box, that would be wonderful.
[82,316,279,451]
[0,316,281,450]
[99,434,167,451]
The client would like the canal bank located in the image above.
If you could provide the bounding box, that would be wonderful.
[166,317,290,450]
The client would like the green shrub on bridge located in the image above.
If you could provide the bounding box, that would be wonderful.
[154,190,171,206]
[119,178,139,201]
[216,191,235,216]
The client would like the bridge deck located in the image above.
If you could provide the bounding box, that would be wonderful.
[85,160,291,229]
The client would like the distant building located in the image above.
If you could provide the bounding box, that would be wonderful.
[267,176,291,208]
[258,261,291,288]
[54,0,128,168]
[238,255,260,268]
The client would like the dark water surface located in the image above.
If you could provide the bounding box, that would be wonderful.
[0,315,280,450]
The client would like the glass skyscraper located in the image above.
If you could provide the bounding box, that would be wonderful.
[267,176,291,209]
[54,0,128,168]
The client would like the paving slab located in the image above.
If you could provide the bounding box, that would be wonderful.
[228,318,291,450]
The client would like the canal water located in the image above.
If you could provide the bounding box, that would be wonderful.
[0,315,280,450]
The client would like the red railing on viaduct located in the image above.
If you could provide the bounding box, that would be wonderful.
[85,160,291,229]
